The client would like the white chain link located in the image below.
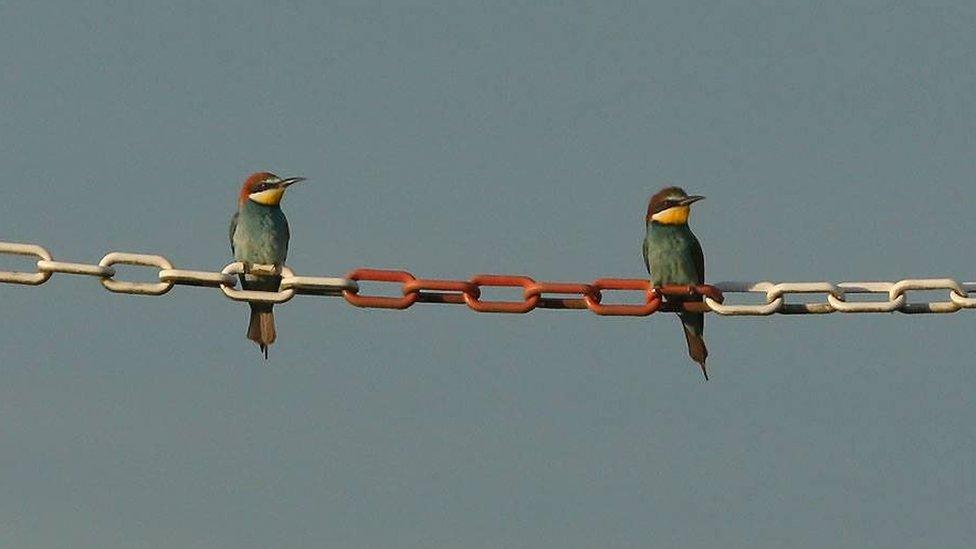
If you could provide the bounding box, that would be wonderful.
[220,263,296,304]
[99,252,175,295]
[0,242,53,285]
[3,240,976,315]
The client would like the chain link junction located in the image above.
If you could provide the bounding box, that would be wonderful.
[4,240,976,316]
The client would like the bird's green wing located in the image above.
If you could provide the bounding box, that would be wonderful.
[691,234,705,284]
[283,216,290,254]
[642,236,650,275]
[229,211,238,255]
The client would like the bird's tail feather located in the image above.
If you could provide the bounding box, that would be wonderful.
[679,311,708,380]
[247,303,276,359]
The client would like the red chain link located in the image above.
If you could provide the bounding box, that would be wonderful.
[464,275,539,313]
[656,284,724,312]
[343,269,418,309]
[585,278,661,316]
[342,268,723,316]
[403,278,480,305]
[524,281,597,310]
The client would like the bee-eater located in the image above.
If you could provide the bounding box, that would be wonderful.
[642,187,709,379]
[230,171,306,359]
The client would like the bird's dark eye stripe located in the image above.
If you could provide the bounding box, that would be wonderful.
[652,198,682,212]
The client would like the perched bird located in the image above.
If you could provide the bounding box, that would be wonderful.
[230,171,306,358]
[642,187,709,379]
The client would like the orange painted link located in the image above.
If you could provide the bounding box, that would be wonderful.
[655,283,724,312]
[584,278,662,316]
[525,281,599,310]
[403,278,481,305]
[695,284,724,303]
[464,275,540,313]
[657,283,724,303]
[343,268,419,309]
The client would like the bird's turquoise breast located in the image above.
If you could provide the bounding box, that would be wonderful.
[233,200,290,265]
[644,223,700,286]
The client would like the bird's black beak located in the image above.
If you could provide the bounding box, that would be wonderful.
[279,176,306,188]
[680,195,705,206]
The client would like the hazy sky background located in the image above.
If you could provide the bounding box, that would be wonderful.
[1,2,974,548]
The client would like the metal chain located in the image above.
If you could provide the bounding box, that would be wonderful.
[3,240,976,316]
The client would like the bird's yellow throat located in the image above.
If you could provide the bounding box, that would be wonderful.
[650,205,690,225]
[249,188,285,206]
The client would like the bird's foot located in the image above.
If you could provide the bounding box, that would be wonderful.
[249,263,279,277]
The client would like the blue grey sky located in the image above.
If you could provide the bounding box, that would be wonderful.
[1,2,974,548]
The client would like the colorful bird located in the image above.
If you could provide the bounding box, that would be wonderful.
[642,187,709,379]
[230,171,306,358]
